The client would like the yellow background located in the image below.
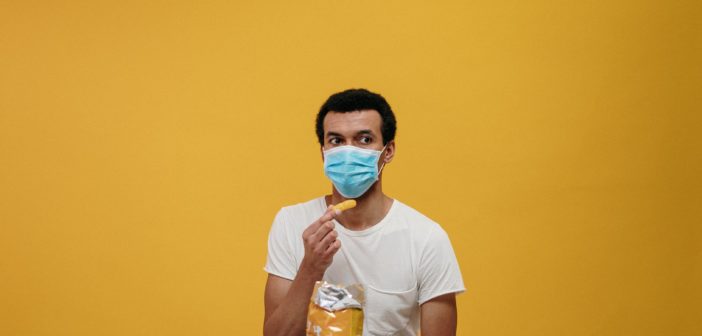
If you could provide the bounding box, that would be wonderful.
[1,1,700,335]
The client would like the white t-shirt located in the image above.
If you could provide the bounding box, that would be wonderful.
[265,196,465,336]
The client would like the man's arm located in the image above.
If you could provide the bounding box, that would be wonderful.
[420,293,457,336]
[263,206,341,336]
[263,273,316,336]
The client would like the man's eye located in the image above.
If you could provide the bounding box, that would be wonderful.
[360,136,372,144]
[330,138,341,145]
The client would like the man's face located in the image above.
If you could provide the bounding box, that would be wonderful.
[322,110,385,151]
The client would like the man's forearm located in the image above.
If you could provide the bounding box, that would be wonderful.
[263,269,321,336]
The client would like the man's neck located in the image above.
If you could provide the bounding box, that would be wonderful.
[325,183,393,231]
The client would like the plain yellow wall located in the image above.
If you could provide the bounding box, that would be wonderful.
[1,1,700,335]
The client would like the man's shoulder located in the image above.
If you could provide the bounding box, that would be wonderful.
[280,195,324,211]
[392,199,447,237]
[276,196,325,223]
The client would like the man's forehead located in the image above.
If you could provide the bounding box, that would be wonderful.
[323,110,382,134]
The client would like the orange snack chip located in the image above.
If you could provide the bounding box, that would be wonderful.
[333,200,357,212]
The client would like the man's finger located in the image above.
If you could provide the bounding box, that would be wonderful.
[325,239,341,256]
[317,206,338,224]
[310,221,335,243]
[319,229,338,250]
[306,205,336,232]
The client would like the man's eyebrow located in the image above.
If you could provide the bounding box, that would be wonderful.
[326,130,376,137]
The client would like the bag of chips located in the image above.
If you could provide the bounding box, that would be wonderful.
[306,281,364,336]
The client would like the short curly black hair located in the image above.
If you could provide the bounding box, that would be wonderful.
[315,88,397,146]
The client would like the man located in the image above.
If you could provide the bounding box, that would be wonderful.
[263,89,465,336]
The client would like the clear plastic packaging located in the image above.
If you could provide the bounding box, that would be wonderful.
[306,281,365,336]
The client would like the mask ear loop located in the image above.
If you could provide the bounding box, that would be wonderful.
[377,144,388,175]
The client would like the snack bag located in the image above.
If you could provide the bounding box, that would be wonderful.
[306,281,364,336]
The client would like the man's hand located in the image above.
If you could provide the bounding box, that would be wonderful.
[299,205,342,278]
[263,205,342,336]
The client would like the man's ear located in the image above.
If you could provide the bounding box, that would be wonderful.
[383,140,396,164]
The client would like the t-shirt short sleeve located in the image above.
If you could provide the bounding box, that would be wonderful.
[417,228,466,304]
[264,208,297,281]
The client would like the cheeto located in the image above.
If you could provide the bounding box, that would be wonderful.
[333,200,357,212]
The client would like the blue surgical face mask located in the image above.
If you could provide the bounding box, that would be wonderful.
[323,145,387,199]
